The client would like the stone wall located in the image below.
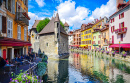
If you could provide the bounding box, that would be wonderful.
[39,33,58,57]
[58,33,68,54]
[30,29,39,53]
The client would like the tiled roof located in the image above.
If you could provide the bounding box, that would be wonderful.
[32,20,41,28]
[55,13,60,22]
[110,1,130,18]
[64,22,69,27]
[39,17,67,35]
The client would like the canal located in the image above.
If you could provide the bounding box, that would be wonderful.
[41,52,130,83]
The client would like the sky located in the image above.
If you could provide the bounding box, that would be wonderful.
[28,0,129,31]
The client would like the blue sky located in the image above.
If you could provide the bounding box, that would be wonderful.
[28,0,129,30]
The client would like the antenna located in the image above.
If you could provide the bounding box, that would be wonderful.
[57,5,58,13]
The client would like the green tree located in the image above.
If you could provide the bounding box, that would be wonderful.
[36,18,50,33]
[60,21,64,29]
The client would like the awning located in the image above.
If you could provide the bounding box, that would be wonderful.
[0,37,32,46]
[109,44,130,48]
[93,44,99,46]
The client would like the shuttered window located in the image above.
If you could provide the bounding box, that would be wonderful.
[7,19,13,38]
[2,16,6,33]
[17,25,21,39]
[0,15,2,31]
[24,27,27,41]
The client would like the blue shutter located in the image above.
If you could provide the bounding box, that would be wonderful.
[12,0,15,14]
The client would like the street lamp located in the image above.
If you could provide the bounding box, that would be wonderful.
[119,41,121,55]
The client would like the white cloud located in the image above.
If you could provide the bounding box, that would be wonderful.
[90,0,116,20]
[35,0,45,7]
[56,0,90,30]
[55,0,116,30]
[28,12,45,29]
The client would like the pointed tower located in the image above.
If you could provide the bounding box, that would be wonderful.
[54,13,60,43]
[64,22,69,34]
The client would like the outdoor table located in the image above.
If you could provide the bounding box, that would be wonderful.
[4,64,15,76]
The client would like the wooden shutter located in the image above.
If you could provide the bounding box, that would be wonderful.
[122,12,124,18]
[10,21,12,38]
[111,27,112,32]
[119,14,120,19]
[12,0,15,14]
[113,26,115,32]
[16,2,18,12]
[122,22,124,27]
[2,16,6,33]
[26,0,28,7]
[112,35,114,44]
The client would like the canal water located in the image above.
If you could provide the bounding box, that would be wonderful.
[41,52,130,83]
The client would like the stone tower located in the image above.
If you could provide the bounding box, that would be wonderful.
[64,22,69,34]
[54,13,60,43]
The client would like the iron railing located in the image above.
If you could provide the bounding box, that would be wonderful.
[15,12,29,26]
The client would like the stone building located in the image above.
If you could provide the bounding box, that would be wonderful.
[39,13,68,58]
[30,20,40,53]
[64,22,69,34]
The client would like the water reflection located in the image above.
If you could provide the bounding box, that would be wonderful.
[41,52,130,83]
[44,58,68,83]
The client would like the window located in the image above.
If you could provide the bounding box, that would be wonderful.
[7,19,13,38]
[0,15,2,31]
[111,26,115,32]
[24,27,27,41]
[17,25,21,39]
[57,23,59,28]
[119,12,124,19]
[98,41,100,44]
[8,0,11,12]
[121,34,123,41]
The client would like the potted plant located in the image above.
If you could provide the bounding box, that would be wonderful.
[121,51,127,58]
[101,50,105,54]
[106,51,109,55]
[112,51,115,57]
[39,53,44,58]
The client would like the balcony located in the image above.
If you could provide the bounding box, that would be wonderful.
[15,12,30,26]
[115,27,127,35]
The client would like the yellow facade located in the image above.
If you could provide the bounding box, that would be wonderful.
[81,28,92,49]
[0,0,29,59]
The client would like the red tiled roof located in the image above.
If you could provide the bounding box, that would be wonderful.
[110,1,130,18]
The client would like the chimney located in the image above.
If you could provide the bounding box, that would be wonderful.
[116,0,124,11]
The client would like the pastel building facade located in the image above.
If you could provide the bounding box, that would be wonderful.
[92,17,108,49]
[81,23,93,49]
[0,0,30,60]
[109,0,130,52]
[73,29,81,46]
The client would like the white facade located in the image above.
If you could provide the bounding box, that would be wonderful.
[69,35,73,45]
[109,5,130,44]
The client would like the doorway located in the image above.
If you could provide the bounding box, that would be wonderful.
[7,48,12,61]
[3,49,6,60]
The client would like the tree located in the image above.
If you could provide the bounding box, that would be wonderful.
[60,21,64,29]
[36,18,50,33]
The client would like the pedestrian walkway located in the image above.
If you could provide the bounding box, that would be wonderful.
[0,57,42,83]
